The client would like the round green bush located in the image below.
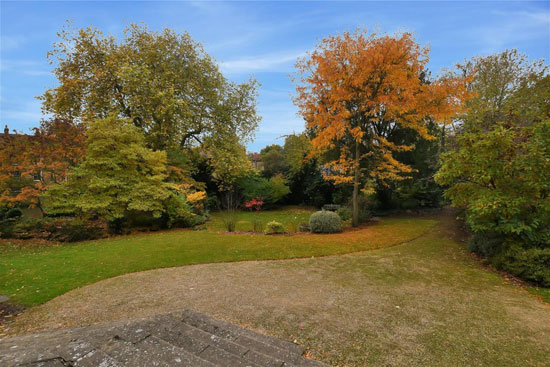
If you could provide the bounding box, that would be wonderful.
[265,220,286,234]
[309,210,342,233]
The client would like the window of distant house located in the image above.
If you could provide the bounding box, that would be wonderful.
[33,172,41,181]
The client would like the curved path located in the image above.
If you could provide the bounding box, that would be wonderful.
[5,216,550,366]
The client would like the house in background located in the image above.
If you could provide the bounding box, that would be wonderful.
[0,124,42,196]
[247,152,264,171]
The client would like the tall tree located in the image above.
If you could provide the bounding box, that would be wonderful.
[294,30,469,226]
[283,133,311,176]
[435,50,550,244]
[41,23,260,151]
[259,144,288,177]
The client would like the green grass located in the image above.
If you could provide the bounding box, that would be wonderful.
[6,212,549,366]
[525,286,550,304]
[0,209,435,307]
[207,206,318,232]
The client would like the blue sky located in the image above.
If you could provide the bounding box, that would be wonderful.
[1,1,549,151]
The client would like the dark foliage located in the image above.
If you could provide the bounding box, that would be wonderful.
[469,231,550,287]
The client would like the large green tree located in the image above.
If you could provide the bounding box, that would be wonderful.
[435,50,550,244]
[41,23,260,151]
[281,133,335,206]
[259,144,288,177]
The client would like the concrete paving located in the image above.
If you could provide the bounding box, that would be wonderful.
[0,310,326,366]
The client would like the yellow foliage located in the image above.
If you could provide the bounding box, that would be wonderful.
[186,191,207,204]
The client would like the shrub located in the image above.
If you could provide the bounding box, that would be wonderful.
[298,222,310,233]
[235,173,290,208]
[11,218,51,239]
[269,174,291,203]
[336,206,351,221]
[468,232,505,258]
[245,197,264,211]
[468,232,550,287]
[6,208,23,219]
[0,206,9,220]
[322,204,340,211]
[2,217,105,242]
[401,198,420,210]
[494,243,550,287]
[309,211,342,233]
[164,194,196,228]
[0,218,17,238]
[108,218,128,235]
[127,211,164,229]
[357,195,376,223]
[49,219,105,242]
[206,194,220,211]
[265,221,286,234]
[346,195,376,224]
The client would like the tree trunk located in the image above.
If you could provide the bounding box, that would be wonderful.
[35,197,46,217]
[352,140,360,227]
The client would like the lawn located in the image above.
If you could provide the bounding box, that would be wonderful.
[207,206,317,232]
[0,209,436,306]
[6,211,550,366]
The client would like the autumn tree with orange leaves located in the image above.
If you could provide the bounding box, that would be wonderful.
[0,118,85,212]
[294,30,470,226]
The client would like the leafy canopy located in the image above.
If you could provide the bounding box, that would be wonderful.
[293,29,469,225]
[0,118,85,210]
[43,115,175,220]
[41,23,260,151]
[259,144,288,178]
[435,50,550,244]
[293,30,468,185]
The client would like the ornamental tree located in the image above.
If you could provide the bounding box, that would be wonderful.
[43,115,174,220]
[294,30,469,226]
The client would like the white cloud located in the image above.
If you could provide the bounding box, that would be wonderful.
[0,35,27,51]
[471,9,550,53]
[494,9,550,23]
[256,101,303,136]
[218,50,306,74]
[1,59,52,76]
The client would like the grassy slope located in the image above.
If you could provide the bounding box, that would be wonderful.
[0,209,436,306]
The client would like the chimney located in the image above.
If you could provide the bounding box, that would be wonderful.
[3,125,8,136]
